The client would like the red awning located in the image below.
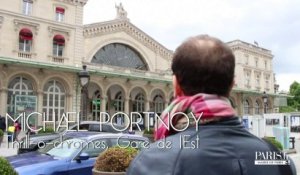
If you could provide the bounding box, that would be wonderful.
[56,7,65,13]
[19,28,33,40]
[53,35,65,45]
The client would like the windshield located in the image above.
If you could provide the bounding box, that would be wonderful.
[38,137,85,158]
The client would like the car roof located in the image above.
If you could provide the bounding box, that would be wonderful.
[89,133,146,139]
[65,131,147,141]
[76,121,123,126]
[64,131,100,138]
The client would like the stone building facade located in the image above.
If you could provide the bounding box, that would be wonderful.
[0,0,282,127]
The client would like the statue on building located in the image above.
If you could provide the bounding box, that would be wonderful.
[115,3,128,20]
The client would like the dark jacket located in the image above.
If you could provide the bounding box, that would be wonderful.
[127,117,296,175]
[0,117,6,131]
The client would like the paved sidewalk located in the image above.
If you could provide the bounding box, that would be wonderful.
[290,153,300,175]
[289,132,300,174]
[0,137,18,157]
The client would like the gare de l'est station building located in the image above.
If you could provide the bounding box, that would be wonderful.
[0,0,285,127]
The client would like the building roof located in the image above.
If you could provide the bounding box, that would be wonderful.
[83,19,173,60]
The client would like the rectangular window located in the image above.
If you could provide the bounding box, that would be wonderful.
[265,75,270,90]
[55,7,65,22]
[245,55,249,65]
[244,71,250,87]
[255,58,258,68]
[265,60,268,69]
[256,74,260,85]
[23,0,32,15]
[53,44,64,56]
[19,39,31,52]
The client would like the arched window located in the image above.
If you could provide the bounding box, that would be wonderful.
[43,80,65,121]
[7,76,34,114]
[133,93,145,112]
[154,95,164,113]
[53,35,65,56]
[114,92,124,112]
[255,100,260,114]
[243,100,250,115]
[92,43,148,70]
[91,90,101,121]
[112,92,125,125]
[19,28,33,52]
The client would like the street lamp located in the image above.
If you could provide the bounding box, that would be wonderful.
[78,65,90,121]
[262,91,268,114]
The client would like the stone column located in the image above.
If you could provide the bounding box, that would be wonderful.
[36,90,44,126]
[144,100,150,129]
[164,100,169,109]
[235,92,243,117]
[100,95,107,122]
[124,97,130,127]
[0,88,8,116]
[66,93,73,120]
[145,100,150,112]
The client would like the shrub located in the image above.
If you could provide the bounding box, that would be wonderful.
[143,128,154,135]
[38,127,55,134]
[0,157,18,175]
[264,137,283,150]
[94,147,138,172]
[0,129,4,137]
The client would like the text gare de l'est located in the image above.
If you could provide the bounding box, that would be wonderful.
[4,111,203,133]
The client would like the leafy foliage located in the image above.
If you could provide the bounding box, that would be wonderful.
[0,157,18,175]
[94,147,138,172]
[279,106,296,113]
[143,128,154,135]
[264,137,283,151]
[0,129,4,137]
[38,127,55,134]
[279,81,300,112]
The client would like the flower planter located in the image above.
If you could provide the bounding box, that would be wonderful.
[92,169,125,175]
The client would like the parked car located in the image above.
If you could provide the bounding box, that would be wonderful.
[8,132,149,175]
[18,121,133,154]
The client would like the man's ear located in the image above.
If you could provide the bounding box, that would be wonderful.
[173,75,184,97]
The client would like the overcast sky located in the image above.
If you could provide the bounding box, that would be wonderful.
[83,0,300,92]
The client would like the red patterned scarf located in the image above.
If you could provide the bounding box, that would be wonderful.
[154,93,236,140]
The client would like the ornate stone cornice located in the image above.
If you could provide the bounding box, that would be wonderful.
[48,26,71,40]
[14,19,40,35]
[53,0,88,6]
[242,64,273,74]
[83,20,173,60]
[227,40,273,59]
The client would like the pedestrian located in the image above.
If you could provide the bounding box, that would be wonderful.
[26,124,36,135]
[0,115,6,132]
[127,35,296,175]
[13,120,21,141]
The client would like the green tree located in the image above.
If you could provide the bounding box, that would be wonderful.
[289,81,300,96]
[286,81,300,111]
[279,106,296,113]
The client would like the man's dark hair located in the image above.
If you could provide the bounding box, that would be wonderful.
[171,35,235,97]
